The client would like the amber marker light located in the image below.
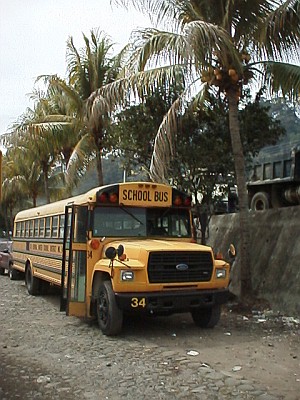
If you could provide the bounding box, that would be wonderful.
[118,253,127,261]
[215,252,224,260]
[89,239,100,250]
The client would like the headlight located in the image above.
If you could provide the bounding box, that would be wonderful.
[215,268,226,279]
[121,270,134,281]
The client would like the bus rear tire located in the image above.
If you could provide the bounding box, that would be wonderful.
[191,304,221,328]
[250,192,270,211]
[96,281,123,336]
[25,265,40,295]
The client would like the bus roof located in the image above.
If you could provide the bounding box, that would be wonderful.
[14,182,173,221]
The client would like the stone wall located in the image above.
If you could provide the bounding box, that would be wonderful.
[207,206,300,316]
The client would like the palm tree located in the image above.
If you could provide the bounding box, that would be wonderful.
[3,85,73,204]
[89,0,300,300]
[52,29,126,186]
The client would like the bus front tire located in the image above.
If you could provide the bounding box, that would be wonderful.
[96,281,123,336]
[250,192,270,211]
[191,304,221,328]
[25,265,40,295]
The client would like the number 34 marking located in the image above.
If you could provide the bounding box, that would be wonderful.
[131,297,146,308]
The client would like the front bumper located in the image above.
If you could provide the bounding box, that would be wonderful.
[115,289,229,313]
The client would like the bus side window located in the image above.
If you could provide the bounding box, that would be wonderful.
[34,219,39,237]
[59,215,65,238]
[39,218,45,237]
[25,221,29,237]
[29,220,34,237]
[45,217,51,238]
[20,222,25,237]
[16,222,21,237]
[52,216,59,238]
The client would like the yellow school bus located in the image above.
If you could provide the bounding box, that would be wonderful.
[12,182,231,335]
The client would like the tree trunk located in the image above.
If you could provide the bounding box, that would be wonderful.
[227,89,253,300]
[43,164,50,204]
[96,150,104,186]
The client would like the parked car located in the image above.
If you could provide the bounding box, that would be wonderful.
[0,240,15,278]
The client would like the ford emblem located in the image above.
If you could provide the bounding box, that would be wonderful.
[176,263,189,271]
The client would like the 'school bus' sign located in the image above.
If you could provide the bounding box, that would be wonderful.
[120,185,171,206]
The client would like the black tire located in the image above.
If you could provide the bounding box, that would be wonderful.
[250,192,270,211]
[191,304,221,328]
[9,263,19,280]
[25,265,40,295]
[0,267,5,275]
[96,281,123,336]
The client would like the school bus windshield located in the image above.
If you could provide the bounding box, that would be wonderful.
[93,206,191,238]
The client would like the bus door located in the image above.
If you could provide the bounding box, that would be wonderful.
[60,204,88,317]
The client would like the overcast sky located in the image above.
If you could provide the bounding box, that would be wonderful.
[0,0,153,134]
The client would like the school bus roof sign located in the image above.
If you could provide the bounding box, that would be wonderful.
[119,184,172,207]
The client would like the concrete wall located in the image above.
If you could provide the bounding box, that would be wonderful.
[207,206,300,316]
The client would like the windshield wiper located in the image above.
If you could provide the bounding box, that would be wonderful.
[120,205,144,225]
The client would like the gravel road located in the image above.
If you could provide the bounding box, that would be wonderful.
[0,274,299,400]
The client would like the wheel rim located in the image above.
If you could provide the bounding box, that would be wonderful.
[98,290,109,327]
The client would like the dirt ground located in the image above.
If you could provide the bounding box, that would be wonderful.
[1,276,299,399]
[131,300,300,399]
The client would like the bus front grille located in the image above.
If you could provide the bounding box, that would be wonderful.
[147,251,213,283]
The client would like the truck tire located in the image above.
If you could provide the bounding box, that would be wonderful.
[191,304,221,328]
[0,267,5,275]
[25,265,40,295]
[96,281,123,336]
[250,192,270,211]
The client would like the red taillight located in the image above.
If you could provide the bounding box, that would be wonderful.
[109,193,118,203]
[173,196,182,206]
[184,197,192,206]
[98,191,118,204]
[98,193,108,203]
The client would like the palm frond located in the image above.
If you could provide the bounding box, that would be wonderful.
[88,63,188,125]
[49,76,83,112]
[149,80,208,182]
[112,0,182,26]
[128,28,190,71]
[66,134,96,188]
[262,61,300,100]
[258,0,300,61]
[183,20,241,71]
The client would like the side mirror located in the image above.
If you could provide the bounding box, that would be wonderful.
[105,247,117,260]
[117,244,124,257]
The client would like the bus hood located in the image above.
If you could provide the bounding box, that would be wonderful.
[104,239,214,264]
